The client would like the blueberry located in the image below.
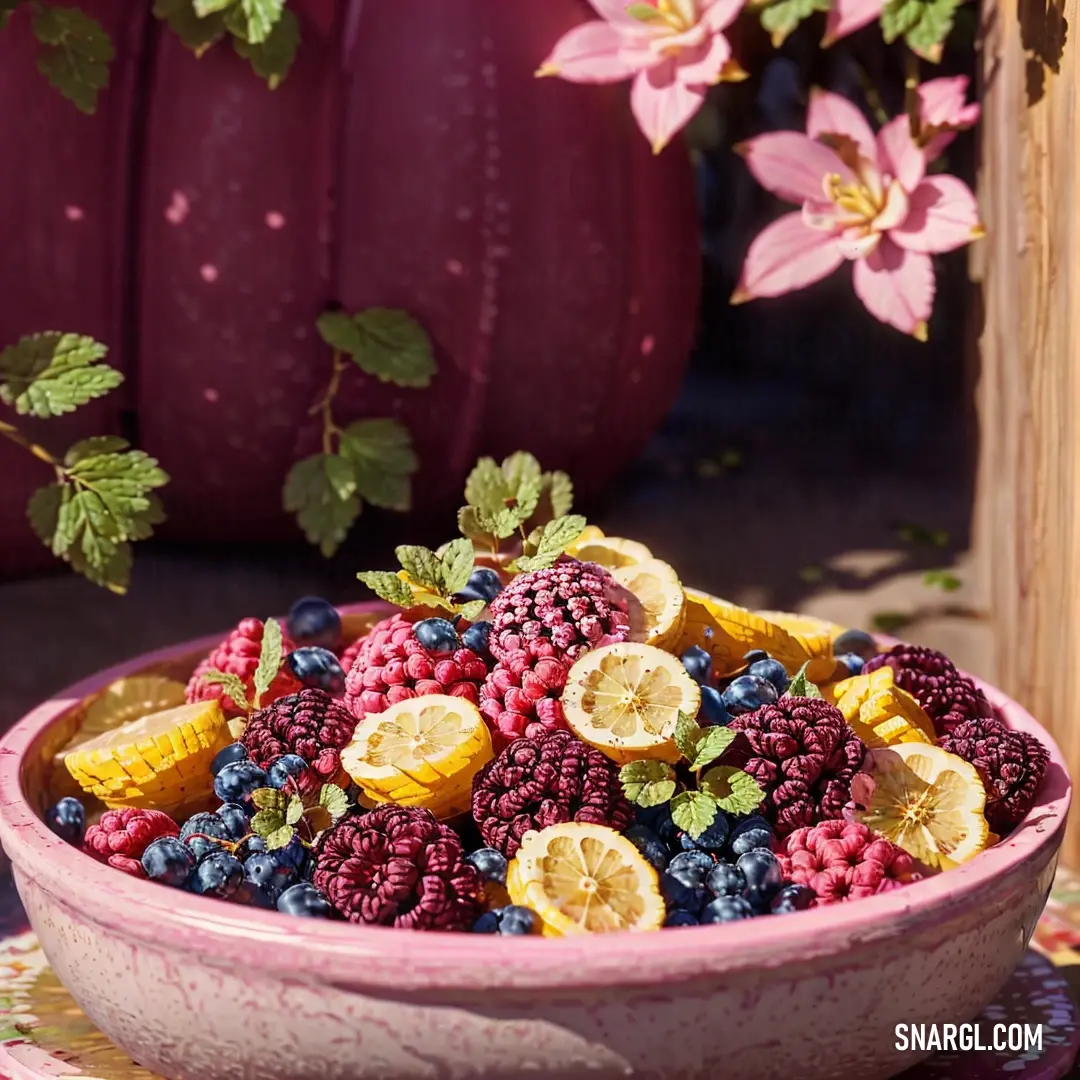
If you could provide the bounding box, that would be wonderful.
[286,596,342,650]
[707,862,746,898]
[722,674,778,716]
[472,910,502,933]
[625,825,669,873]
[635,803,677,847]
[210,742,249,777]
[456,568,504,604]
[286,647,345,694]
[836,652,865,677]
[272,833,308,871]
[267,754,310,791]
[771,883,816,914]
[747,658,790,695]
[141,836,196,887]
[277,882,332,918]
[234,835,267,862]
[214,760,270,805]
[461,621,492,654]
[669,850,716,876]
[233,880,276,908]
[661,859,710,915]
[698,684,730,727]
[216,802,250,842]
[701,895,755,923]
[413,618,461,656]
[44,797,85,845]
[680,645,713,685]
[737,849,783,908]
[678,813,729,853]
[728,815,775,857]
[664,910,700,927]
[742,649,769,665]
[180,812,232,859]
[465,847,508,886]
[498,905,540,935]
[244,853,296,898]
[190,851,244,899]
[832,629,879,661]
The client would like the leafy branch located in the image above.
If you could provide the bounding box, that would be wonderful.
[200,617,284,714]
[0,332,169,594]
[249,781,350,850]
[282,308,434,558]
[358,538,485,620]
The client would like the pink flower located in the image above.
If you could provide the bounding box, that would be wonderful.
[822,0,884,46]
[536,0,746,154]
[732,89,984,339]
[917,76,980,159]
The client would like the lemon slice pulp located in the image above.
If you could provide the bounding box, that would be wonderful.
[562,643,699,764]
[611,558,685,650]
[568,530,654,569]
[507,823,664,936]
[341,694,493,819]
[834,668,935,747]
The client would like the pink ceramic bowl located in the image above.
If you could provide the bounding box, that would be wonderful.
[0,606,1070,1080]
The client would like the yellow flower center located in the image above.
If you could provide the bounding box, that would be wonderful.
[825,173,883,226]
[655,0,697,31]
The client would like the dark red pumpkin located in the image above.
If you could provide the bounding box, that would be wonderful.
[0,0,699,572]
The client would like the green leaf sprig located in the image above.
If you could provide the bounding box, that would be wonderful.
[0,333,170,594]
[756,0,830,47]
[358,537,485,620]
[283,308,432,557]
[879,0,960,61]
[201,617,284,713]
[249,781,351,850]
[785,661,824,700]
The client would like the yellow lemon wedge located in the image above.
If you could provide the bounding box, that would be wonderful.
[856,743,990,870]
[507,823,665,936]
[610,558,685,650]
[755,610,841,683]
[340,694,493,819]
[834,668,935,747]
[568,530,654,569]
[562,643,699,764]
[64,700,231,814]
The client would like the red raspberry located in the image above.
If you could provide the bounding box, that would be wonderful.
[186,617,300,718]
[777,820,919,904]
[342,614,488,720]
[83,808,180,878]
[479,639,570,744]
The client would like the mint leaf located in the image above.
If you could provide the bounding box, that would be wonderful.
[509,514,587,572]
[501,451,542,494]
[357,570,416,608]
[457,598,486,621]
[265,825,295,850]
[315,311,362,354]
[63,436,129,466]
[232,6,297,88]
[251,616,283,708]
[880,0,959,56]
[786,662,823,699]
[700,766,766,816]
[319,783,350,821]
[0,333,120,418]
[153,0,226,53]
[26,484,64,548]
[192,0,233,12]
[670,790,719,840]
[439,537,475,596]
[250,808,285,838]
[687,726,736,772]
[222,0,282,43]
[251,787,287,813]
[619,760,677,808]
[32,7,114,115]
[463,457,508,518]
[546,471,574,518]
[199,670,250,712]
[283,453,360,558]
[338,418,417,512]
[880,0,923,38]
[674,711,702,763]
[347,309,436,388]
[285,795,305,826]
[760,0,829,45]
[395,545,443,594]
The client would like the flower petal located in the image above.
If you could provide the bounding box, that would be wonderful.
[631,62,706,152]
[888,175,985,254]
[877,115,925,193]
[673,31,730,84]
[873,180,910,232]
[732,212,845,301]
[917,76,980,130]
[700,0,747,32]
[822,0,885,44]
[852,238,935,339]
[738,131,851,205]
[587,0,651,25]
[807,88,876,161]
[538,21,654,82]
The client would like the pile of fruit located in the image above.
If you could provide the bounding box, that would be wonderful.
[43,454,1051,937]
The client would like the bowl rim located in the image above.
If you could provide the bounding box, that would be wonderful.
[0,604,1070,993]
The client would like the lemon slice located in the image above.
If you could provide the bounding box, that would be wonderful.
[856,743,990,870]
[568,530,654,569]
[610,558,685,650]
[64,700,231,814]
[341,694,494,819]
[562,643,699,764]
[834,668,935,747]
[755,610,841,682]
[507,823,664,936]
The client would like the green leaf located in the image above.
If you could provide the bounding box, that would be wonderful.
[880,0,923,39]
[222,0,282,43]
[357,570,416,608]
[231,6,298,88]
[265,824,296,850]
[786,662,823,700]
[250,808,284,838]
[315,311,362,354]
[285,795,305,826]
[0,333,120,418]
[192,0,234,12]
[501,451,541,494]
[344,308,436,389]
[871,611,913,634]
[395,545,444,594]
[199,670,250,711]
[670,790,719,840]
[509,514,587,572]
[318,783,350,821]
[674,711,702,763]
[618,760,677,808]
[880,0,959,56]
[26,484,65,549]
[546,471,574,518]
[759,0,829,45]
[463,457,508,517]
[337,418,417,512]
[687,726,736,772]
[63,436,129,466]
[251,616,283,708]
[923,569,962,593]
[700,766,766,816]
[32,7,114,114]
[457,598,486,621]
[152,0,226,53]
[439,537,475,596]
[251,787,287,812]
[282,453,361,558]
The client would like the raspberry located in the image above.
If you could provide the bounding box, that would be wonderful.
[83,808,180,878]
[486,556,630,663]
[186,617,300,718]
[312,806,484,930]
[342,614,488,720]
[479,639,571,744]
[241,689,357,797]
[939,717,1050,833]
[726,698,867,838]
[777,820,919,904]
[471,729,633,857]
[338,635,366,676]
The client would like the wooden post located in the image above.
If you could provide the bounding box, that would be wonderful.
[975,0,1080,862]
